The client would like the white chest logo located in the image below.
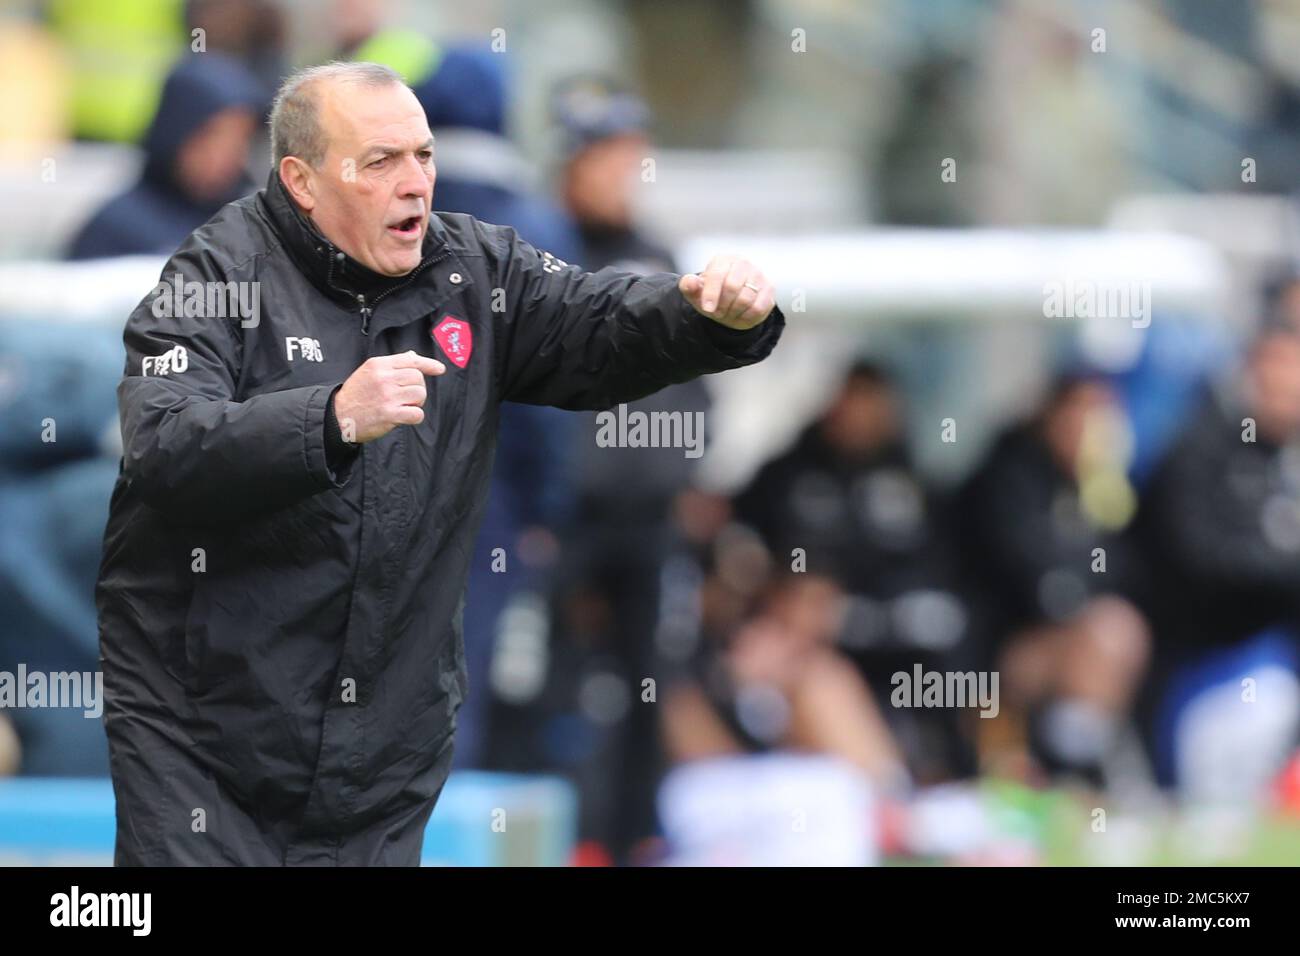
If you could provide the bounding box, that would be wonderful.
[286,337,324,362]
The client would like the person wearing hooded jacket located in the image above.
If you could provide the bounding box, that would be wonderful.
[66,52,266,261]
[406,44,583,772]
[95,61,784,866]
[543,79,720,857]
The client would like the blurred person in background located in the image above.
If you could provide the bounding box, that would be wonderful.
[403,42,582,771]
[331,0,385,58]
[42,0,186,143]
[551,76,709,530]
[660,550,907,792]
[1136,304,1300,801]
[414,48,581,261]
[66,52,265,260]
[959,372,1150,789]
[554,76,670,275]
[0,310,125,776]
[0,455,117,776]
[1142,286,1300,649]
[331,0,440,85]
[185,0,287,98]
[520,76,715,861]
[732,359,977,784]
[969,0,1132,226]
[654,529,892,867]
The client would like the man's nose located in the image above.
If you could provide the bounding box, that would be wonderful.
[396,154,433,199]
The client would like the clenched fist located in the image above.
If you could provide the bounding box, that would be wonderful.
[678,255,776,331]
[333,350,446,444]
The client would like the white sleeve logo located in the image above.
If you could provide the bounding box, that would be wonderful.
[540,250,569,274]
[141,345,189,377]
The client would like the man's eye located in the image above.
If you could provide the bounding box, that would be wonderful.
[417,150,433,162]
[368,157,389,169]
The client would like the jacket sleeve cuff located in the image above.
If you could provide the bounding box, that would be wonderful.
[692,301,786,364]
[305,384,356,490]
[325,385,361,458]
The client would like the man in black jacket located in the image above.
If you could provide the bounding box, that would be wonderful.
[959,374,1150,785]
[733,360,975,783]
[95,61,783,866]
[1138,327,1300,655]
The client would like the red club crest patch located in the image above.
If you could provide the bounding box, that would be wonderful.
[431,315,473,368]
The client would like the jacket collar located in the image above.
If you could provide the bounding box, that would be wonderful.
[258,168,449,302]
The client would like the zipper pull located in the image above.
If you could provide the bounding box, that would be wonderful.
[357,294,371,335]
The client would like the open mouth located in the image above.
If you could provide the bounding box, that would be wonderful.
[387,216,423,239]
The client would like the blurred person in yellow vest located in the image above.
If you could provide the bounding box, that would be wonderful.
[0,16,69,149]
[43,0,187,143]
[331,0,441,86]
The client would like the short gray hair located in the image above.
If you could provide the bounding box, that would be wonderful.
[269,61,405,169]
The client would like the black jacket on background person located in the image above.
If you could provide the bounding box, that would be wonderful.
[94,169,784,865]
[732,423,977,780]
[733,423,971,656]
[67,52,264,262]
[958,423,1142,645]
[1136,391,1300,652]
[567,223,712,517]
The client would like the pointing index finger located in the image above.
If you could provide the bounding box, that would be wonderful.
[394,350,447,376]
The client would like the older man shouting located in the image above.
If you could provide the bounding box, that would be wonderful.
[95,61,783,866]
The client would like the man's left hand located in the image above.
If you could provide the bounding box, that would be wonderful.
[679,255,776,331]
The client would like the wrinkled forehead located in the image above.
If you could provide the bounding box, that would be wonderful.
[318,80,431,159]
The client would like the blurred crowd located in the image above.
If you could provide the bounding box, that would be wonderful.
[2,0,1300,866]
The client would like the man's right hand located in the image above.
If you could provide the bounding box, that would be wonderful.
[333,350,446,444]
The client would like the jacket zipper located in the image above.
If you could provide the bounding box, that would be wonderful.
[323,244,452,335]
[359,249,451,335]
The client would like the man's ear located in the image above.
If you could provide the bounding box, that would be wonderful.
[279,156,316,213]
